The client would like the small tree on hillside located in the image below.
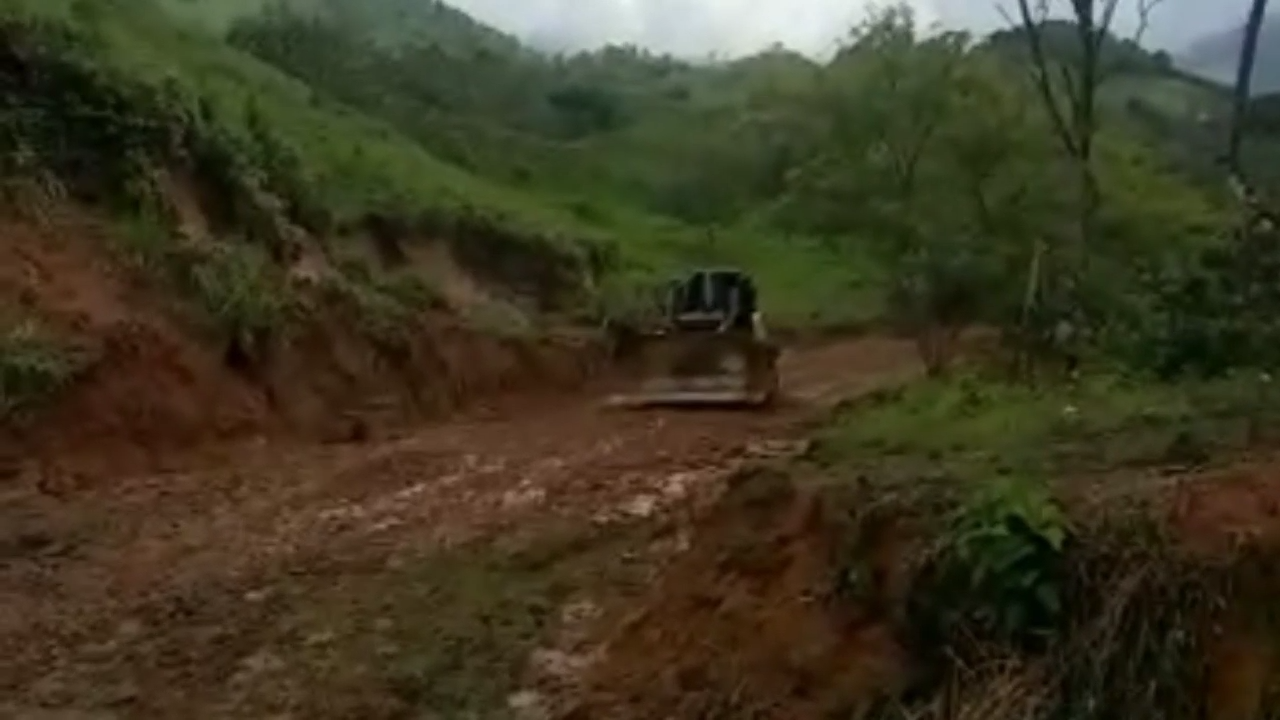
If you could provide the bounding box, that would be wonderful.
[813,8,996,375]
[1000,0,1167,373]
[1113,0,1280,378]
[786,5,1073,376]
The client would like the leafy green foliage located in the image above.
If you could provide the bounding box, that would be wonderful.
[185,243,298,348]
[914,475,1070,653]
[318,261,443,346]
[4,0,893,333]
[883,498,1275,720]
[823,369,1280,719]
[0,321,88,420]
[1117,209,1280,379]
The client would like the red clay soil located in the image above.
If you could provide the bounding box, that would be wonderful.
[1158,462,1280,720]
[562,476,915,720]
[0,334,919,717]
[0,208,272,472]
[560,461,1280,720]
[1166,460,1280,555]
[0,206,604,480]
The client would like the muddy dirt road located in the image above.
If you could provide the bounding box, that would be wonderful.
[0,336,916,716]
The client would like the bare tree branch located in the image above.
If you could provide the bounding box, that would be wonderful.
[1226,0,1270,192]
[996,1,1079,157]
[995,0,1171,364]
[1131,0,1168,46]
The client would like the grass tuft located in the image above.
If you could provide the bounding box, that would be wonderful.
[0,320,89,420]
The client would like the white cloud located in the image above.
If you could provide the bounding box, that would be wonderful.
[451,0,941,57]
[448,0,1254,58]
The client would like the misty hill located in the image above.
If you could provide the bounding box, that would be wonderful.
[161,0,520,52]
[1177,13,1280,94]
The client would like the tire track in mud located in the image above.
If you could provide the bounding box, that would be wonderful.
[0,335,918,710]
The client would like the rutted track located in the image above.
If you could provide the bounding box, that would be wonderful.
[0,335,917,715]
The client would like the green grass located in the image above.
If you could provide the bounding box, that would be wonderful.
[813,372,1280,483]
[317,265,446,345]
[0,320,89,420]
[153,0,273,32]
[13,0,607,242]
[114,216,303,341]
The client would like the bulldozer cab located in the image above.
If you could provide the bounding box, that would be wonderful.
[664,267,758,333]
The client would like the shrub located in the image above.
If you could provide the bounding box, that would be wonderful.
[910,475,1071,655]
[319,265,444,347]
[0,321,87,420]
[183,243,297,353]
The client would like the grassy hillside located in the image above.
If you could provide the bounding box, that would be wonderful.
[160,0,521,50]
[4,0,891,332]
[4,0,1266,355]
[985,20,1280,195]
[12,1,582,232]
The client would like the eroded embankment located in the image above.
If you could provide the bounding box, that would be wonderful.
[564,468,1280,720]
[0,16,611,480]
[0,205,607,481]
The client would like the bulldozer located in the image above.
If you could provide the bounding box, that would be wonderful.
[604,267,780,409]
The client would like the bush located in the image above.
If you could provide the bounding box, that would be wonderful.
[183,243,298,352]
[0,321,87,420]
[886,504,1277,720]
[910,475,1071,655]
[319,264,444,347]
[1118,218,1280,379]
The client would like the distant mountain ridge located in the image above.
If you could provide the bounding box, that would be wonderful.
[1176,13,1280,94]
[162,0,521,52]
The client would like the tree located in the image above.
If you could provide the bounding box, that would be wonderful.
[1226,0,1272,207]
[1000,0,1167,363]
[784,6,1062,374]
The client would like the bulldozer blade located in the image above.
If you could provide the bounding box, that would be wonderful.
[603,387,773,409]
[604,326,779,411]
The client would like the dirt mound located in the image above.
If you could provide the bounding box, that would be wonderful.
[565,472,914,719]
[12,322,269,475]
[266,310,602,439]
[1168,461,1280,554]
[565,465,1280,720]
[0,208,270,471]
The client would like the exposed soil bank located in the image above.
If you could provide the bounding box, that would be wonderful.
[566,468,1280,720]
[0,206,606,480]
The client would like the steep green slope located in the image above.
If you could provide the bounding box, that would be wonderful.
[3,0,884,330]
[982,20,1280,194]
[13,0,588,237]
[151,0,817,221]
[160,0,520,51]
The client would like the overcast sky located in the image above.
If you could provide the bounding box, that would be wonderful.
[449,0,1253,58]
